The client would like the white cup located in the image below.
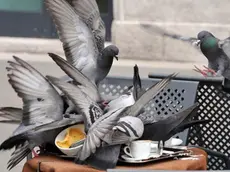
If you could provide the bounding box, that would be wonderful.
[123,140,152,159]
[150,141,163,157]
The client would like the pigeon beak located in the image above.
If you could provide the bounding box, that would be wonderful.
[115,56,119,61]
[102,101,109,106]
[194,40,201,46]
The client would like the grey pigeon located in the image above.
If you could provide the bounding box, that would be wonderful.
[45,0,119,85]
[47,60,176,169]
[48,72,175,160]
[0,107,22,124]
[141,25,230,79]
[0,56,83,170]
[84,145,121,170]
[85,71,176,170]
[104,88,135,112]
[46,73,134,170]
[102,116,144,145]
[101,71,177,145]
[141,103,210,145]
[48,53,119,107]
[47,53,116,132]
[47,76,131,161]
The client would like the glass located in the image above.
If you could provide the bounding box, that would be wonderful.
[0,0,42,13]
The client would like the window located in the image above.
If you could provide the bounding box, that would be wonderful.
[0,0,113,41]
[96,0,113,41]
[0,0,42,13]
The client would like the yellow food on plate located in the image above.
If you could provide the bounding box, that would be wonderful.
[56,128,85,148]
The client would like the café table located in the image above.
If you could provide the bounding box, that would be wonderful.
[22,147,207,172]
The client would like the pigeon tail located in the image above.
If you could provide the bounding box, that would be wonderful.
[85,145,121,170]
[181,103,199,122]
[0,133,27,150]
[7,142,30,170]
[133,64,144,100]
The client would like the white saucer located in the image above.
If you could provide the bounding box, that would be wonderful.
[121,153,161,162]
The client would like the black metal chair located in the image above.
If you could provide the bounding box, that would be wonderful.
[148,73,230,170]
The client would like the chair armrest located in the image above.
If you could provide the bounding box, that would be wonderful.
[191,145,230,169]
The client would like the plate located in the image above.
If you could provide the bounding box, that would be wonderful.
[121,153,161,162]
[119,148,192,164]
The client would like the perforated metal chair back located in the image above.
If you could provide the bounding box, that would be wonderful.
[148,73,230,170]
[187,80,230,170]
[99,76,199,144]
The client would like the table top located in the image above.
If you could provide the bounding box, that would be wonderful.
[22,148,207,172]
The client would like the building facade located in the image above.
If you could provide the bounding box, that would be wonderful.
[0,0,230,63]
[0,0,112,40]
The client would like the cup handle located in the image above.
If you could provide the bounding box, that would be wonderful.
[123,146,133,157]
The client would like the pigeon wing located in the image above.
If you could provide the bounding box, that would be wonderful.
[78,107,125,161]
[66,0,106,53]
[45,0,98,72]
[48,53,100,102]
[126,73,176,117]
[219,37,230,59]
[141,24,200,51]
[7,56,63,126]
[47,76,103,130]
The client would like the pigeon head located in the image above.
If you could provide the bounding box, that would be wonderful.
[197,31,218,49]
[197,31,215,41]
[103,45,119,61]
[113,116,144,139]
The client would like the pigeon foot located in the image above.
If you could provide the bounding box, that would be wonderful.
[32,146,41,157]
[193,65,216,77]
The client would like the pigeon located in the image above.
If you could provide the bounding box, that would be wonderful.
[141,25,230,79]
[45,63,134,170]
[47,76,132,161]
[85,72,176,170]
[141,103,210,145]
[84,116,144,170]
[84,145,121,170]
[0,107,22,124]
[103,87,135,112]
[119,66,209,147]
[47,69,176,161]
[102,116,144,145]
[100,71,177,145]
[46,61,176,170]
[48,52,120,108]
[47,53,119,131]
[0,56,84,170]
[45,0,119,85]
